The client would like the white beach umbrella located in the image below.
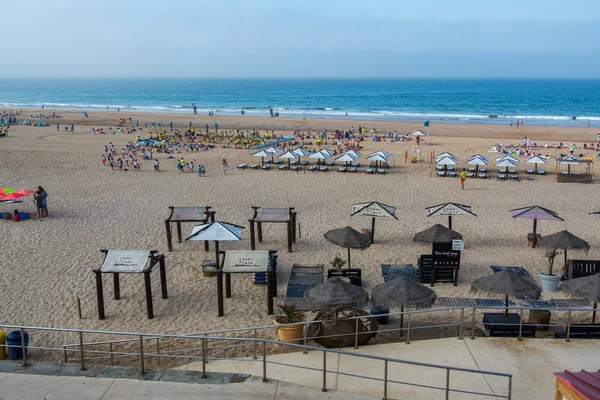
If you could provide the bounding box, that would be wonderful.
[369,150,393,160]
[467,154,489,163]
[367,153,388,162]
[436,156,457,168]
[436,152,457,162]
[320,148,335,156]
[251,149,271,165]
[309,150,328,160]
[336,153,358,162]
[412,130,428,136]
[466,156,489,174]
[496,155,520,165]
[343,149,362,158]
[525,155,548,173]
[278,151,298,167]
[496,158,519,168]
[264,146,283,154]
[292,147,313,157]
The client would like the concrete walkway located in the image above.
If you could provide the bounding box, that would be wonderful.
[0,373,378,400]
[184,337,600,399]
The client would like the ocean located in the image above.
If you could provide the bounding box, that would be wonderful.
[0,78,599,126]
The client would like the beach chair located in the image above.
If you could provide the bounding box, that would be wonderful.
[508,168,517,174]
[566,259,600,279]
[249,164,260,169]
[365,168,374,174]
[573,171,581,175]
[236,163,247,169]
[526,169,534,174]
[382,162,390,169]
[290,160,298,166]
[509,175,520,181]
[436,165,444,171]
[480,168,488,173]
[286,264,324,311]
[537,169,546,175]
[561,170,569,175]
[352,162,361,168]
[377,168,386,174]
[261,165,271,170]
[273,160,283,165]
[555,325,600,339]
[497,173,506,180]
[437,171,446,177]
[349,167,358,173]
[370,161,377,168]
[308,165,317,171]
[279,165,289,170]
[338,167,347,173]
[447,166,455,171]
[466,172,475,178]
[300,160,309,165]
[319,166,328,172]
[467,167,475,172]
[325,161,335,166]
[290,165,301,171]
[478,173,487,179]
[483,313,536,338]
[448,171,457,177]
[498,168,507,174]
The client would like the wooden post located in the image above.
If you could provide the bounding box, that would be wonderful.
[225,273,231,298]
[113,273,120,300]
[165,220,173,252]
[95,270,105,320]
[159,255,168,299]
[144,271,154,319]
[292,213,297,243]
[370,217,376,244]
[249,220,256,250]
[216,242,224,317]
[405,151,408,164]
[271,253,278,297]
[77,297,82,319]
[287,221,293,253]
[257,222,263,242]
[532,219,538,248]
[176,222,182,243]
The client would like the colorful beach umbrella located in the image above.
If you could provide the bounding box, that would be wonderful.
[0,189,35,201]
[510,206,564,248]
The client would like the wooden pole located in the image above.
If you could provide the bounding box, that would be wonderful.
[95,270,105,320]
[287,221,293,253]
[347,247,351,269]
[267,266,274,315]
[165,220,173,252]
[216,241,224,317]
[292,213,297,243]
[144,271,154,319]
[448,216,452,230]
[176,222,182,243]
[400,304,404,337]
[532,219,538,248]
[250,220,256,250]
[113,273,120,300]
[370,217,376,244]
[77,297,82,319]
[593,302,597,325]
[257,222,263,242]
[159,255,168,299]
[225,273,231,298]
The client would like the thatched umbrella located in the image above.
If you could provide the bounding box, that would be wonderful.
[324,226,371,268]
[538,230,590,275]
[304,277,368,310]
[562,274,600,324]
[371,278,437,336]
[471,269,541,322]
[414,224,462,243]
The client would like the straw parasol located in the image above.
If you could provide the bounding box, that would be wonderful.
[562,274,600,324]
[510,206,564,248]
[304,276,368,309]
[324,226,371,268]
[471,269,541,322]
[414,224,462,243]
[371,278,437,309]
[538,230,590,275]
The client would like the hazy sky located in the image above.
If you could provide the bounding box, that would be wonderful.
[3,0,600,78]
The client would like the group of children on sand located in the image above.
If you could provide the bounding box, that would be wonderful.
[176,157,207,175]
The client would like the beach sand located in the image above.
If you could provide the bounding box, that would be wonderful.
[1,109,599,362]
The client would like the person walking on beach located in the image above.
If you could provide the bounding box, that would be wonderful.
[222,158,228,175]
[459,168,467,190]
[154,159,160,172]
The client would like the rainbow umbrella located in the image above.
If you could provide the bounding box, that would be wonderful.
[0,188,18,195]
[0,189,35,201]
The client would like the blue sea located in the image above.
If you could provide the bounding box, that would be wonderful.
[0,79,599,126]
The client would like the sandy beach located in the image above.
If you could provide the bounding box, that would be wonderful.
[1,109,599,360]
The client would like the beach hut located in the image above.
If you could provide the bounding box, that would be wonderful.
[425,202,476,230]
[525,155,548,174]
[351,201,397,243]
[510,206,564,248]
[558,155,580,174]
[186,221,244,317]
[324,226,371,268]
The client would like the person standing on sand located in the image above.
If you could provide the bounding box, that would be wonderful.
[222,158,228,175]
[34,190,44,219]
[459,169,467,190]
[38,186,48,217]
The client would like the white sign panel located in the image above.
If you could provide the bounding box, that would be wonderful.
[427,203,472,216]
[452,240,464,251]
[351,202,397,218]
[101,250,150,273]
[223,250,270,273]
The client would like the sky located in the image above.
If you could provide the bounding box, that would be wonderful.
[2,0,600,78]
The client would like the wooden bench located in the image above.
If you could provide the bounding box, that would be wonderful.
[567,259,600,279]
[554,324,600,339]
[417,254,459,286]
[483,312,536,338]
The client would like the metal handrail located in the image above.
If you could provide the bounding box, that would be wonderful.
[0,322,512,399]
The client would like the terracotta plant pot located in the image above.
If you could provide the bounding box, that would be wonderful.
[274,317,305,344]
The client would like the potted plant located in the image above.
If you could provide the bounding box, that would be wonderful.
[328,253,350,283]
[274,302,305,344]
[539,248,562,292]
